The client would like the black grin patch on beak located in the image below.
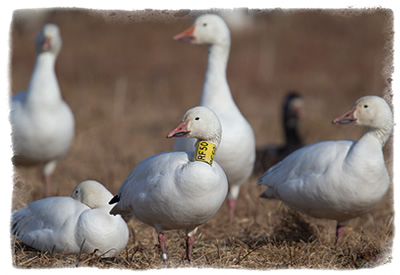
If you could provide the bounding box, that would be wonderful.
[172,131,190,137]
[336,118,356,124]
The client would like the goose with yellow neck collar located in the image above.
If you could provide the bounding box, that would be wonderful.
[173,14,256,222]
[109,106,228,262]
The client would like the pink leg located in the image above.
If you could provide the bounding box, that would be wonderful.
[228,199,236,223]
[158,232,168,262]
[43,161,57,198]
[336,224,345,244]
[185,235,195,261]
[43,174,51,198]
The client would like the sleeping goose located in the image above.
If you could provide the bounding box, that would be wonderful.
[254,92,304,174]
[109,106,228,262]
[259,95,393,243]
[10,24,75,197]
[173,14,256,222]
[11,180,129,257]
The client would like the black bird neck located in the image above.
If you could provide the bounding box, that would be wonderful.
[283,117,302,147]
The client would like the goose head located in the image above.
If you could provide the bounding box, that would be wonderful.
[284,92,304,119]
[173,14,230,46]
[72,180,113,209]
[167,106,222,147]
[332,96,392,127]
[35,24,62,56]
[283,92,304,128]
[332,96,393,144]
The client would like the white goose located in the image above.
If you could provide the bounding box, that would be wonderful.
[259,96,393,243]
[12,180,129,257]
[109,106,228,262]
[173,14,256,222]
[10,24,75,197]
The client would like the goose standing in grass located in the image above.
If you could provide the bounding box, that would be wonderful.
[11,180,129,257]
[173,14,255,222]
[254,92,304,174]
[259,96,393,243]
[109,106,228,262]
[10,24,74,197]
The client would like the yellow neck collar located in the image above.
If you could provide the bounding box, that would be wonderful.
[194,141,216,166]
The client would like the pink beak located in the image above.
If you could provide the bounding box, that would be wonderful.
[173,25,196,42]
[42,36,51,50]
[332,108,357,125]
[167,119,190,138]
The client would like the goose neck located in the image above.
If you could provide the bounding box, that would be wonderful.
[364,121,393,147]
[194,140,217,166]
[345,121,393,167]
[284,125,302,147]
[26,52,61,104]
[34,52,57,71]
[201,43,236,109]
[206,44,229,75]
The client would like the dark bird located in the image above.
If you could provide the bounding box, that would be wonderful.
[254,92,304,175]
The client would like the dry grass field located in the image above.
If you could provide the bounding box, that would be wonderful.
[9,8,394,270]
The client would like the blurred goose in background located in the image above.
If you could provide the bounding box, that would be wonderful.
[12,180,129,257]
[109,106,228,262]
[173,14,256,222]
[219,8,255,32]
[259,96,393,243]
[10,24,75,197]
[254,92,304,174]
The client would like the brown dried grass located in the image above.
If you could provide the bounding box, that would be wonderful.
[10,8,394,270]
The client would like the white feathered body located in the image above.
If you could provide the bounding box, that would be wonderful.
[110,151,228,231]
[260,133,390,223]
[10,43,74,164]
[12,196,129,257]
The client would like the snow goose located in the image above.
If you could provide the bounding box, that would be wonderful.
[11,180,129,257]
[173,14,256,222]
[255,92,304,174]
[259,96,393,243]
[109,106,228,262]
[10,24,75,197]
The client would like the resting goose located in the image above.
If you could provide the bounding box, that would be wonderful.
[11,180,129,257]
[10,24,75,197]
[173,14,256,222]
[254,92,304,174]
[259,96,393,243]
[109,106,228,262]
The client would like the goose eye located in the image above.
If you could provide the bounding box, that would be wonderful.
[363,105,368,108]
[194,117,200,121]
[203,23,207,27]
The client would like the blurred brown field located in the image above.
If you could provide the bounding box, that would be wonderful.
[10,8,394,269]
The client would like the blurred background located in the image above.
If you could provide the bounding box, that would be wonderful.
[9,8,394,268]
